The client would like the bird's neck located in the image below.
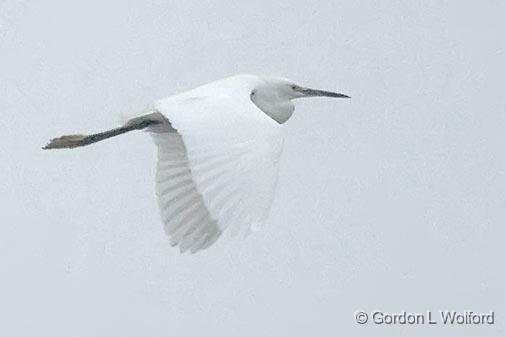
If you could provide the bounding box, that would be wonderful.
[251,96,294,124]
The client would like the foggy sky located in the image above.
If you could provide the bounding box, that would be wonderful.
[1,1,505,336]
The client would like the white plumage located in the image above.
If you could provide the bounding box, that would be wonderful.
[44,74,349,253]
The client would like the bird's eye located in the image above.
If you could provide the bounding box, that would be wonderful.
[291,85,297,90]
[250,90,256,96]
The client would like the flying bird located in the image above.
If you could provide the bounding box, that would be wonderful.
[44,74,349,253]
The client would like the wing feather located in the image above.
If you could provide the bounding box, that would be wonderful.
[149,89,283,252]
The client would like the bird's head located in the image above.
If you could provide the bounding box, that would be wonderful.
[249,76,350,124]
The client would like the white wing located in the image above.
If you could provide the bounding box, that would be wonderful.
[151,131,223,253]
[151,88,283,253]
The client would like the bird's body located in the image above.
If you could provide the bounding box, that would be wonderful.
[44,74,349,253]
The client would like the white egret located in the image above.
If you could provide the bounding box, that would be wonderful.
[44,74,350,253]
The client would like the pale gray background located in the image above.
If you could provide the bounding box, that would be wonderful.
[1,1,505,336]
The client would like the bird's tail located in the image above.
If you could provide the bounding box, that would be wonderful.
[43,112,165,150]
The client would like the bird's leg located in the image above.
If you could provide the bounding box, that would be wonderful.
[43,117,161,150]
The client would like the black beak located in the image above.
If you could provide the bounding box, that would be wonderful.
[299,87,350,98]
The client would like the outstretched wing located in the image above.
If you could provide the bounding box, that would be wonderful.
[151,93,283,253]
[151,131,222,253]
